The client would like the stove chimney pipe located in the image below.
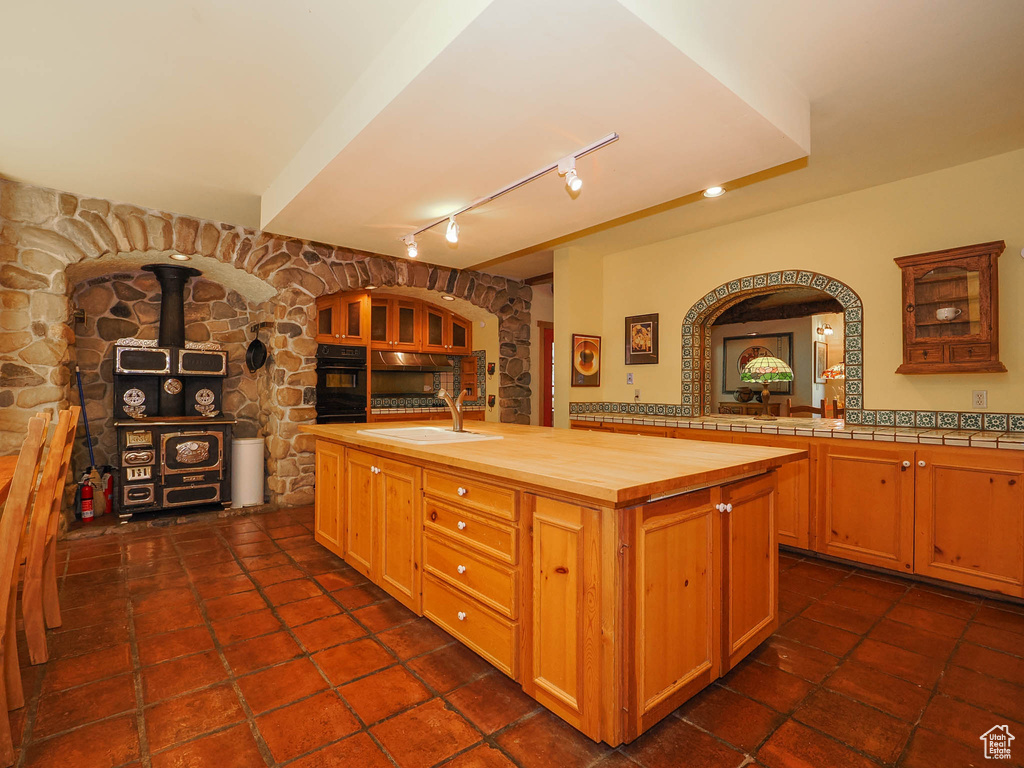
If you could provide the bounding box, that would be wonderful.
[142,263,201,348]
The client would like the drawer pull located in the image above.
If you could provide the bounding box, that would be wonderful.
[918,460,927,468]
[457,487,468,497]
[429,511,438,522]
[457,565,467,574]
[457,611,467,621]
[457,521,467,530]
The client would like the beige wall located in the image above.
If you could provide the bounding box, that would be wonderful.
[555,148,1024,427]
[528,284,554,425]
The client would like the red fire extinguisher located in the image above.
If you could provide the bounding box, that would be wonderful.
[79,472,95,523]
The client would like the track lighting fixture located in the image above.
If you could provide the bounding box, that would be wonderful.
[403,235,418,259]
[445,216,459,244]
[558,157,582,193]
[703,186,725,198]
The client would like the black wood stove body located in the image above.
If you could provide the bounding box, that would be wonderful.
[112,264,235,522]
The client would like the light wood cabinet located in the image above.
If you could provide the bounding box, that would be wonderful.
[817,443,916,573]
[316,293,367,344]
[370,297,422,351]
[732,433,812,550]
[316,292,471,354]
[422,304,472,354]
[915,447,1024,595]
[343,450,377,578]
[313,441,344,556]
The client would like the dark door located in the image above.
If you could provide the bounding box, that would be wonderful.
[541,323,554,427]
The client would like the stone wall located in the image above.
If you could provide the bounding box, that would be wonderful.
[0,179,531,519]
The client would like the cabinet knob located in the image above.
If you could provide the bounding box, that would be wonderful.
[457,487,468,497]
[714,503,723,512]
[457,565,467,574]
[918,460,927,468]
[371,466,380,474]
[457,611,467,621]
[457,520,467,530]
[725,503,733,513]
[902,460,911,468]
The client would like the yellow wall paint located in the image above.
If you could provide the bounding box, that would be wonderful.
[555,148,1024,427]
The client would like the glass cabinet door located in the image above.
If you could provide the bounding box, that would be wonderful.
[342,296,365,342]
[450,314,471,354]
[908,263,984,343]
[394,300,419,350]
[317,303,335,338]
[370,299,391,348]
[422,306,446,352]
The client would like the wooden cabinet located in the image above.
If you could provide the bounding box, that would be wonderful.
[316,293,367,344]
[313,441,344,556]
[732,433,812,550]
[370,297,421,351]
[450,314,472,355]
[316,292,470,354]
[817,443,916,573]
[422,304,472,354]
[342,449,422,611]
[895,240,1006,373]
[914,448,1024,596]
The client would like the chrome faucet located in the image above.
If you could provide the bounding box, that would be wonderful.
[438,388,469,432]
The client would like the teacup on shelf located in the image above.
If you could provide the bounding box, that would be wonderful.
[935,307,962,321]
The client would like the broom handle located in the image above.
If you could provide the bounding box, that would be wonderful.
[75,365,96,468]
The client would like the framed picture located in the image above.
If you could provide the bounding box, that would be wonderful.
[571,334,601,387]
[814,341,829,384]
[625,313,659,365]
[722,333,793,395]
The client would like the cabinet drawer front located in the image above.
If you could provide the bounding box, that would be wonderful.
[424,502,518,564]
[424,470,518,521]
[424,535,517,618]
[907,345,945,364]
[422,575,517,678]
[949,343,992,363]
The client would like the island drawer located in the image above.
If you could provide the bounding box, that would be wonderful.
[424,470,518,521]
[422,574,517,678]
[424,501,518,564]
[423,534,518,619]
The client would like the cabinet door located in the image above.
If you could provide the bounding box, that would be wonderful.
[422,305,447,353]
[377,457,422,611]
[915,448,1024,597]
[313,441,345,556]
[450,313,472,355]
[343,450,377,578]
[369,298,392,350]
[732,434,812,550]
[817,443,916,572]
[393,299,420,351]
[315,296,340,343]
[340,294,366,342]
[720,473,777,672]
[625,489,719,738]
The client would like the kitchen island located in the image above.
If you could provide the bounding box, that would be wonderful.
[301,421,806,745]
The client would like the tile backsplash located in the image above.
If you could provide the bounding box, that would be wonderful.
[371,351,485,409]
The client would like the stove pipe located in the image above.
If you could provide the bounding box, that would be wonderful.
[142,263,201,348]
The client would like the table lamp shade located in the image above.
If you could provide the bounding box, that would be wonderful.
[822,362,846,380]
[740,355,794,383]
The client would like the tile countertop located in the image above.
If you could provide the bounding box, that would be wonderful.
[370,405,485,414]
[571,413,1024,451]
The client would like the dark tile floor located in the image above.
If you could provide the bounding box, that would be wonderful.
[12,507,1024,767]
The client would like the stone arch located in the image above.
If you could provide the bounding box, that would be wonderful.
[681,270,863,420]
[0,180,532,510]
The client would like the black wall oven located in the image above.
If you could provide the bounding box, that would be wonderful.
[315,344,368,423]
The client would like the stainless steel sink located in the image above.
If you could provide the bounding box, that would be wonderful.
[357,427,503,444]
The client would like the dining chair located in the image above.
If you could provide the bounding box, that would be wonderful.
[786,398,825,418]
[22,407,79,665]
[0,414,49,766]
[832,399,846,418]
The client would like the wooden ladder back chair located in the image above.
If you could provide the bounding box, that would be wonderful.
[23,406,79,665]
[0,413,49,766]
[785,398,825,417]
[832,399,846,418]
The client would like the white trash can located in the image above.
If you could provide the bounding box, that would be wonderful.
[231,437,265,508]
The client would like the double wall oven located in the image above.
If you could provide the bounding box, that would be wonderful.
[315,344,368,423]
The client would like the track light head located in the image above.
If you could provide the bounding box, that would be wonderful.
[445,216,459,244]
[557,156,582,193]
[403,235,418,258]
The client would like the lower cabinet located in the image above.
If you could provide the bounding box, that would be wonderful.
[731,433,812,550]
[313,440,345,555]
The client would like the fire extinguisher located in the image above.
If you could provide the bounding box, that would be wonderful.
[78,471,95,523]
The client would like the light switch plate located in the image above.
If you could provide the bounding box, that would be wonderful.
[972,390,988,409]
[634,388,641,401]
[626,373,634,385]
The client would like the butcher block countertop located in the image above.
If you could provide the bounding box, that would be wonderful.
[301,421,806,508]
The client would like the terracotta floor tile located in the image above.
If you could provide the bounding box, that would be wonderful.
[262,578,324,605]
[622,715,746,768]
[33,673,136,738]
[40,643,132,693]
[313,637,394,685]
[256,691,360,763]
[407,642,494,693]
[142,650,229,704]
[775,616,862,656]
[127,559,185,580]
[291,612,366,652]
[268,524,308,539]
[900,726,988,768]
[900,585,978,619]
[70,539,123,557]
[59,581,129,609]
[277,595,341,626]
[919,694,1024,750]
[128,572,192,595]
[237,657,329,714]
[222,630,303,675]
[203,590,268,621]
[446,671,539,734]
[887,602,969,638]
[778,573,833,599]
[821,584,896,615]
[277,535,317,551]
[778,588,813,618]
[211,608,282,645]
[134,601,204,637]
[786,560,851,585]
[974,603,1024,635]
[249,564,305,586]
[188,561,244,582]
[21,714,140,768]
[133,587,196,615]
[150,723,266,768]
[65,553,124,575]
[177,537,229,555]
[964,620,1024,656]
[312,569,366,592]
[57,598,131,631]
[444,744,518,768]
[378,618,454,660]
[720,660,813,713]
[145,683,246,752]
[221,530,271,545]
[800,600,877,634]
[351,599,417,632]
[868,618,958,659]
[757,720,880,768]
[49,622,130,658]
[749,636,839,683]
[793,687,912,763]
[950,642,1024,687]
[287,731,393,768]
[824,659,930,721]
[192,573,255,600]
[372,698,481,768]
[937,665,1024,723]
[676,683,784,752]
[840,572,909,601]
[231,540,281,558]
[849,638,945,688]
[341,665,431,724]
[333,582,391,609]
[139,626,216,667]
[241,553,294,571]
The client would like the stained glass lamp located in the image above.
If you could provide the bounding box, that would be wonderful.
[740,355,794,421]
[821,362,846,380]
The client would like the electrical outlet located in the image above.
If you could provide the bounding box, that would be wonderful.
[972,390,988,409]
[634,388,641,402]
[626,373,634,385]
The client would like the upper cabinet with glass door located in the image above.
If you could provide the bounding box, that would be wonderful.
[895,241,1006,373]
[316,293,367,345]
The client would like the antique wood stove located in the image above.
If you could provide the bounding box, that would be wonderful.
[113,264,234,521]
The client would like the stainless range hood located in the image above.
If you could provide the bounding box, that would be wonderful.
[370,350,454,372]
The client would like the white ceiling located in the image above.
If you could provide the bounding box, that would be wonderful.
[2,1,1023,280]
